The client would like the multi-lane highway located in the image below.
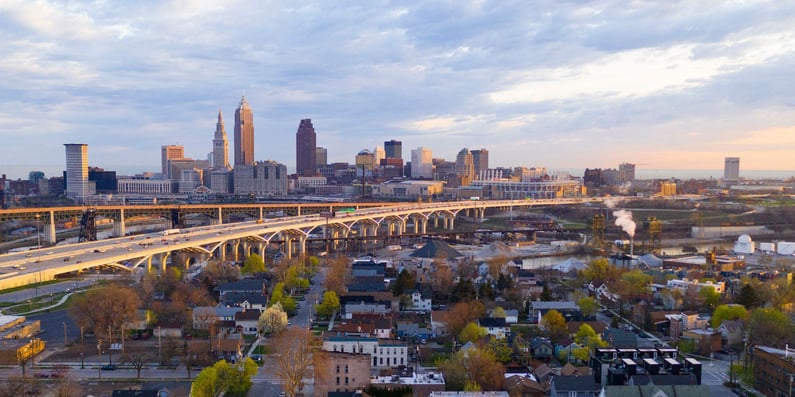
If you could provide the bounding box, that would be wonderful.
[0,198,602,289]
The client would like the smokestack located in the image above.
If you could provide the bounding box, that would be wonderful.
[630,238,634,258]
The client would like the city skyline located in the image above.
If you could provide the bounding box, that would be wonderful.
[2,1,795,179]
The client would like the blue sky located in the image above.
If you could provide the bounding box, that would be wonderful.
[1,0,795,180]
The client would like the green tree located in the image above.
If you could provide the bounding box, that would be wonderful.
[315,291,341,318]
[749,307,792,347]
[270,282,297,313]
[285,264,310,293]
[478,283,496,301]
[541,310,568,344]
[192,358,258,397]
[619,270,652,298]
[392,268,416,297]
[486,338,512,363]
[710,304,748,331]
[577,296,600,318]
[735,283,763,308]
[450,279,477,303]
[438,348,505,391]
[699,286,722,310]
[459,322,488,344]
[581,258,620,286]
[491,307,507,318]
[241,254,265,275]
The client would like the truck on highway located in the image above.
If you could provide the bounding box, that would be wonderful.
[161,229,181,236]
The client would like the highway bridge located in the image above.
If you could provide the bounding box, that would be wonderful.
[0,198,601,290]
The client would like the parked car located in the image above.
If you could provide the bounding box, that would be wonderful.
[101,364,117,371]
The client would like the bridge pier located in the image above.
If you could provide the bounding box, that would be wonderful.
[217,208,223,225]
[158,252,171,273]
[231,241,240,262]
[433,214,439,229]
[44,211,57,244]
[298,236,307,256]
[284,237,293,260]
[113,208,126,237]
[448,214,455,230]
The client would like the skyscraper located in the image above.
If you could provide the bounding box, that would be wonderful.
[411,147,433,179]
[455,148,475,186]
[64,143,92,201]
[619,162,636,183]
[161,145,184,178]
[373,146,385,166]
[724,157,740,183]
[471,148,488,176]
[316,147,328,167]
[295,119,317,176]
[384,140,402,159]
[234,96,254,166]
[212,109,230,170]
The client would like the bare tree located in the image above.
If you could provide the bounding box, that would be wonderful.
[69,283,141,340]
[272,328,317,397]
[53,379,83,397]
[121,351,149,378]
[0,377,34,397]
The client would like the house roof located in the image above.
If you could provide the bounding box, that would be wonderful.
[410,239,464,259]
[559,363,591,376]
[503,375,547,393]
[552,375,599,391]
[235,310,261,321]
[222,292,269,305]
[215,279,265,293]
[530,301,579,310]
[603,328,639,348]
[567,321,607,335]
[479,317,507,328]
[530,337,553,350]
[629,374,698,386]
[603,385,712,397]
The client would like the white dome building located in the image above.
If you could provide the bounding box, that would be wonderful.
[733,234,754,254]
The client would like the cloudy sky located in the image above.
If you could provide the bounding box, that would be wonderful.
[2,0,795,180]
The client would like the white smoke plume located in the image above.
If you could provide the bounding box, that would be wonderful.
[612,209,636,238]
[604,198,618,209]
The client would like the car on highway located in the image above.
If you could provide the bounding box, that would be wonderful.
[101,364,117,371]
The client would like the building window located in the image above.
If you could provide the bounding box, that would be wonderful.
[336,365,339,373]
[336,377,340,385]
[345,377,349,385]
[345,365,348,373]
[380,357,383,365]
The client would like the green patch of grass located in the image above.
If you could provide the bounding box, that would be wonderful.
[0,279,63,295]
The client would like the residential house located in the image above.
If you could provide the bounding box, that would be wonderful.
[373,317,393,338]
[234,309,261,335]
[503,375,548,397]
[370,367,446,397]
[344,301,391,319]
[550,375,600,397]
[559,362,591,377]
[530,337,554,360]
[408,287,433,312]
[530,301,581,323]
[397,322,433,340]
[682,329,721,356]
[212,336,243,361]
[214,279,267,298]
[602,385,712,397]
[479,317,509,339]
[603,328,638,349]
[429,393,508,397]
[322,334,408,369]
[666,312,707,339]
[154,322,183,338]
[220,292,268,310]
[717,319,744,350]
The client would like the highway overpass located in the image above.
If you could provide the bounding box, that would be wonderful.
[0,198,601,290]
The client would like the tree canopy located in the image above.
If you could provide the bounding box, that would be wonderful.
[458,322,488,344]
[241,254,265,275]
[541,310,568,344]
[315,291,341,318]
[711,304,748,328]
[259,302,288,335]
[192,358,258,397]
[69,283,141,338]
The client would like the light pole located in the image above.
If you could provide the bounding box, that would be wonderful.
[62,322,67,345]
[97,339,102,379]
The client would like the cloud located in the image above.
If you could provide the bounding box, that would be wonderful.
[1,0,794,179]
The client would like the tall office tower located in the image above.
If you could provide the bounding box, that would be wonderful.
[455,148,475,185]
[411,147,433,179]
[161,145,184,178]
[316,147,328,167]
[471,148,489,176]
[234,96,254,166]
[295,119,317,176]
[64,143,90,201]
[384,140,402,159]
[724,157,740,183]
[373,146,385,166]
[212,109,230,170]
[619,162,636,183]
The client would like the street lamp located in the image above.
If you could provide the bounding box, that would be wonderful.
[97,339,102,379]
[62,322,67,345]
